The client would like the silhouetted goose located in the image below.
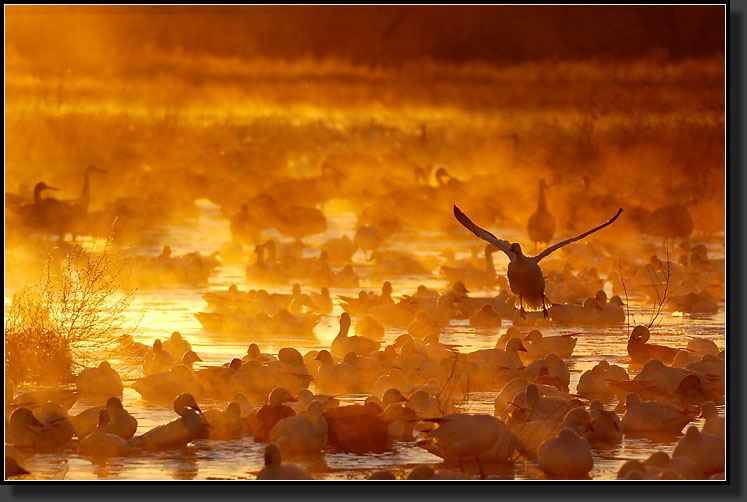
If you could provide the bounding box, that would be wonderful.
[162,331,193,360]
[142,339,176,376]
[673,426,725,476]
[67,165,107,238]
[508,383,583,425]
[76,361,123,397]
[699,401,725,438]
[576,360,629,398]
[417,413,515,465]
[469,303,503,328]
[331,312,381,358]
[200,401,247,440]
[313,349,363,394]
[408,310,441,339]
[231,347,312,398]
[627,325,679,365]
[132,351,204,402]
[249,387,297,443]
[323,402,390,454]
[454,205,622,318]
[78,409,131,458]
[355,314,385,340]
[522,330,577,359]
[71,396,138,440]
[527,178,556,250]
[309,287,333,314]
[620,392,698,434]
[537,428,593,478]
[196,358,243,400]
[587,400,623,446]
[132,393,206,451]
[269,400,328,456]
[6,407,43,447]
[509,407,591,459]
[19,182,71,239]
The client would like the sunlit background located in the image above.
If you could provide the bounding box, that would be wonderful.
[5,5,725,481]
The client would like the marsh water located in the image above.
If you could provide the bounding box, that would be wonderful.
[8,200,725,481]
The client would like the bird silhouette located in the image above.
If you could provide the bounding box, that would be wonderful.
[454,205,622,319]
[527,178,556,250]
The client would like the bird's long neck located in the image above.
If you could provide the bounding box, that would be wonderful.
[338,320,350,339]
[79,171,93,210]
[537,182,548,213]
[34,185,47,204]
[485,249,496,277]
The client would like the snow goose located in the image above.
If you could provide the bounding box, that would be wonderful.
[249,387,297,443]
[673,425,725,476]
[75,361,123,397]
[78,409,131,458]
[331,312,381,358]
[71,396,137,440]
[269,400,328,456]
[417,414,516,465]
[537,428,593,478]
[620,392,698,434]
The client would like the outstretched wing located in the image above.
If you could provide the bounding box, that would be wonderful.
[453,206,516,260]
[534,208,623,262]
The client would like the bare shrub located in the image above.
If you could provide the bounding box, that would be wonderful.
[5,239,139,384]
[618,241,674,337]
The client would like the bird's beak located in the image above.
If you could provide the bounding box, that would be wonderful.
[191,404,202,413]
[30,417,44,429]
[518,344,527,352]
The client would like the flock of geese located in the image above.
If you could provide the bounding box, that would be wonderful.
[5,163,724,480]
[5,300,725,480]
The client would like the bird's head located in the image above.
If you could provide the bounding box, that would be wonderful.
[509,243,522,255]
[35,182,59,193]
[87,165,108,175]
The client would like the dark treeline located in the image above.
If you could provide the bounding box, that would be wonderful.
[6,5,725,68]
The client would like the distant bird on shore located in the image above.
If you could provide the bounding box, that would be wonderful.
[454,205,623,319]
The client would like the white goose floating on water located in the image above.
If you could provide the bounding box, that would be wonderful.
[454,205,623,318]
